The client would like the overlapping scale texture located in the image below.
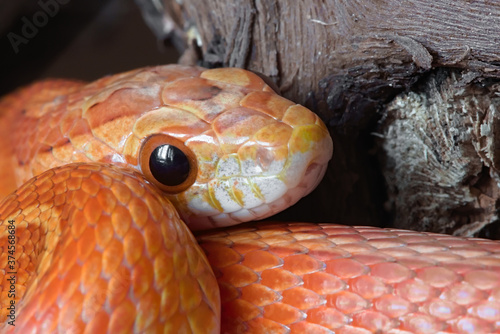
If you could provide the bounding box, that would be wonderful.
[2,65,332,230]
[197,222,500,333]
[0,163,219,333]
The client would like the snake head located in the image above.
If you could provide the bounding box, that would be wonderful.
[80,65,332,230]
[127,66,333,230]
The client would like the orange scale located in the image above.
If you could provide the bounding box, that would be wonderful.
[242,250,282,271]
[57,240,78,274]
[110,205,132,238]
[395,278,439,303]
[219,264,259,287]
[260,268,302,291]
[417,266,460,288]
[76,227,97,264]
[179,276,204,313]
[468,300,500,322]
[442,261,485,275]
[367,238,407,249]
[356,231,398,239]
[123,228,145,266]
[426,251,465,263]
[259,233,296,244]
[255,227,290,237]
[57,264,83,307]
[352,253,395,266]
[135,288,161,332]
[35,276,63,318]
[252,122,292,147]
[400,313,446,334]
[327,291,369,314]
[283,254,324,275]
[305,306,348,330]
[396,256,439,270]
[268,243,308,258]
[219,281,240,303]
[222,299,262,322]
[282,287,323,310]
[405,242,450,254]
[226,231,261,243]
[108,299,136,333]
[374,294,415,318]
[84,310,109,334]
[71,190,88,210]
[231,240,268,255]
[102,238,124,277]
[82,277,108,320]
[452,316,494,334]
[107,266,132,309]
[202,243,242,268]
[240,91,294,120]
[350,275,390,300]
[18,192,38,210]
[325,258,369,279]
[38,189,55,208]
[449,246,492,258]
[241,283,280,306]
[94,214,113,250]
[83,196,103,224]
[465,270,500,290]
[290,320,335,334]
[351,310,396,332]
[398,234,435,243]
[442,282,486,306]
[304,246,349,262]
[187,301,220,333]
[143,192,165,222]
[336,326,372,334]
[263,302,305,325]
[303,272,346,295]
[70,168,93,179]
[109,181,132,206]
[244,317,289,334]
[131,260,155,300]
[80,178,101,197]
[421,298,465,321]
[338,243,376,255]
[297,237,334,250]
[95,188,117,215]
[58,292,85,330]
[370,262,413,284]
[126,197,149,229]
[472,256,500,267]
[327,234,367,244]
[144,224,164,259]
[201,67,268,91]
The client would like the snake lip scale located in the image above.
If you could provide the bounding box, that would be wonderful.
[1,65,500,333]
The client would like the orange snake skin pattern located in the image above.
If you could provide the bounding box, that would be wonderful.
[0,65,500,334]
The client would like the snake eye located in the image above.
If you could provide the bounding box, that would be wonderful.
[140,134,197,193]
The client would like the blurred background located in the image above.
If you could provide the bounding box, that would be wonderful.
[0,0,178,96]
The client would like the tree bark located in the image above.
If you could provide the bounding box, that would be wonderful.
[138,0,500,236]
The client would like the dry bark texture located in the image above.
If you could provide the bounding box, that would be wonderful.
[381,70,500,238]
[137,0,500,235]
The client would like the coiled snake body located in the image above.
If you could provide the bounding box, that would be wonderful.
[1,65,500,333]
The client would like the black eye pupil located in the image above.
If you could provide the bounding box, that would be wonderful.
[149,144,190,186]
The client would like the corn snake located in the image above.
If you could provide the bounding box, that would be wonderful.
[1,65,500,333]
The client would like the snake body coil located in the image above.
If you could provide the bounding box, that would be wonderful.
[1,65,500,333]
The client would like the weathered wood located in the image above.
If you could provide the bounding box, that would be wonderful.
[138,0,500,234]
[380,70,500,238]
